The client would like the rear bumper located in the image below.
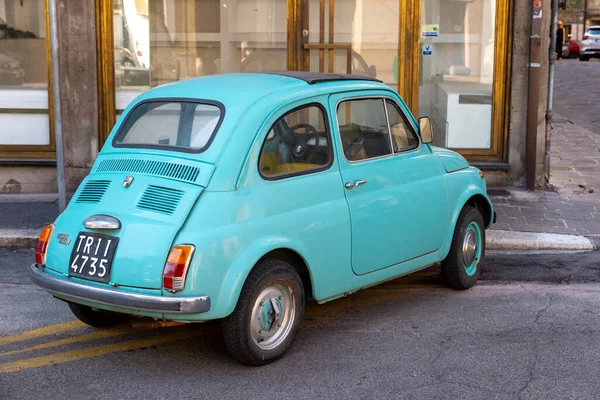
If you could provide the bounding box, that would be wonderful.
[29,264,210,314]
[580,48,600,55]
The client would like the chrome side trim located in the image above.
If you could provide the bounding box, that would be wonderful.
[29,264,210,314]
[83,214,121,230]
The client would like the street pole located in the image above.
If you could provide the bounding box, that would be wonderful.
[545,0,559,186]
[48,0,67,212]
[583,0,588,34]
[525,0,544,190]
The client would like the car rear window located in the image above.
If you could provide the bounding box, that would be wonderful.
[588,28,600,35]
[114,101,223,153]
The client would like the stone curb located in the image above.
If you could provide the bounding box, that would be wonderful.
[0,228,596,251]
[0,229,40,249]
[0,194,59,203]
[486,230,596,251]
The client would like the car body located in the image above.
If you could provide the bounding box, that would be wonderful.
[30,71,494,364]
[579,26,600,61]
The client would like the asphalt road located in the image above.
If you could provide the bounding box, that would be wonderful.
[2,249,600,399]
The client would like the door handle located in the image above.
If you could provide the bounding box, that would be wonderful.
[344,180,367,190]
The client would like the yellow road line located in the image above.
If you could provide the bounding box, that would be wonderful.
[0,328,200,374]
[0,321,85,347]
[0,326,149,358]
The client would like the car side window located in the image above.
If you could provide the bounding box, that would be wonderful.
[259,105,332,179]
[337,99,392,161]
[385,100,420,152]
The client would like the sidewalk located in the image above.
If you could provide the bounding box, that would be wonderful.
[487,115,600,249]
[0,115,598,251]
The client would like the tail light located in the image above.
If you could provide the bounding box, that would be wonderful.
[583,35,589,40]
[163,245,195,292]
[35,225,54,264]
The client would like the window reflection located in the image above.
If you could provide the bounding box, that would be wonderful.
[114,0,287,95]
[0,0,47,88]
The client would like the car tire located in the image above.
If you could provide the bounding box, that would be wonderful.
[68,302,128,327]
[579,55,590,62]
[222,259,305,366]
[441,205,485,290]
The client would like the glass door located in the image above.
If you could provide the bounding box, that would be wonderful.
[302,0,401,92]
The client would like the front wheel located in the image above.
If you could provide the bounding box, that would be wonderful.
[223,259,305,366]
[68,302,128,327]
[442,206,485,290]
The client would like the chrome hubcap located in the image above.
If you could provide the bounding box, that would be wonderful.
[250,282,295,351]
[462,229,478,266]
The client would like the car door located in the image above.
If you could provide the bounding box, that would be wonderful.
[329,92,448,276]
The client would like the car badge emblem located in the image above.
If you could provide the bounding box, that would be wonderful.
[123,176,134,188]
[57,233,71,245]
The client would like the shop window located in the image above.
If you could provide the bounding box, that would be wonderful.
[418,0,497,150]
[0,0,50,147]
[113,0,287,111]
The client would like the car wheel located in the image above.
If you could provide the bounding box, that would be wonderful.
[579,55,590,61]
[223,259,305,366]
[68,302,128,327]
[442,205,485,290]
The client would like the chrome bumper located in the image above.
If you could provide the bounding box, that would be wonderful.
[29,264,210,314]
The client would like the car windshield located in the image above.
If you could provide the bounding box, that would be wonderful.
[114,101,223,152]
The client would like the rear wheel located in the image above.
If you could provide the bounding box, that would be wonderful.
[68,302,128,327]
[442,206,485,290]
[579,55,590,61]
[223,259,304,366]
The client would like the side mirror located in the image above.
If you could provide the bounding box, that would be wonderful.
[418,117,433,144]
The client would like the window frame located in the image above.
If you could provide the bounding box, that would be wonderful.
[384,99,421,154]
[335,96,421,164]
[258,102,334,181]
[111,97,225,154]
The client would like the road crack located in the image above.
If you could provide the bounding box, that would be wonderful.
[519,293,554,398]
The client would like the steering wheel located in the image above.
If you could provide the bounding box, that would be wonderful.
[281,123,320,161]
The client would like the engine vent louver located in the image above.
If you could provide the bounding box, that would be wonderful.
[95,159,200,183]
[137,185,185,215]
[76,180,111,203]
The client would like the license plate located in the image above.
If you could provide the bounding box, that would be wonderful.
[69,232,119,283]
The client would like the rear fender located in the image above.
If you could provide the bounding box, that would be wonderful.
[211,237,314,318]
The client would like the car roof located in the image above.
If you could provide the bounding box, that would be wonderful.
[589,25,600,29]
[132,72,385,108]
[259,71,381,84]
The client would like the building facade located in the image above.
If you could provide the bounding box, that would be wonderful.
[0,0,552,193]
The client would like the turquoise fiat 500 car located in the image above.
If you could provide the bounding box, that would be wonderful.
[31,72,495,365]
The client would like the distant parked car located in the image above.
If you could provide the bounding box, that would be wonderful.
[30,72,495,365]
[562,40,580,58]
[579,26,600,61]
